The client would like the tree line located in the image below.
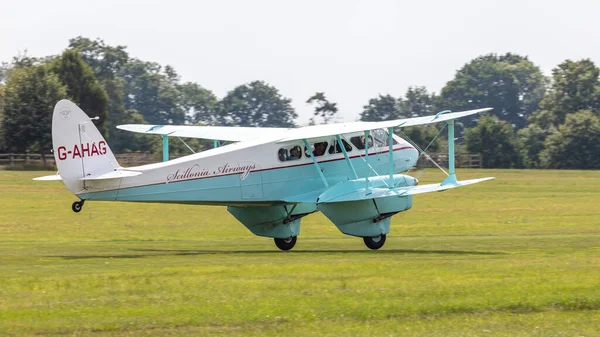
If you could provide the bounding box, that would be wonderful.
[1,37,599,169]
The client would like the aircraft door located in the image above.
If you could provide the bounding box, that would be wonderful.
[241,167,263,199]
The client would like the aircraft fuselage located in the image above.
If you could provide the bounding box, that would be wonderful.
[78,131,418,205]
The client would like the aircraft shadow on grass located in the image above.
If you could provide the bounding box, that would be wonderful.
[50,249,505,260]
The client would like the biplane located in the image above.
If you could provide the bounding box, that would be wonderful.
[36,100,493,250]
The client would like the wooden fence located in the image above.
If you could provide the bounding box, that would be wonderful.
[0,152,163,168]
[0,153,56,166]
[415,153,482,169]
[0,152,483,169]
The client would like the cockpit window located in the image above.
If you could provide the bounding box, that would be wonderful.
[371,129,389,148]
[328,139,353,154]
[278,145,302,161]
[350,135,374,150]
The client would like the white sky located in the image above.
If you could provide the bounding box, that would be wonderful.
[2,0,600,125]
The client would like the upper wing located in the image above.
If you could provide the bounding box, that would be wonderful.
[392,108,493,128]
[118,108,491,143]
[116,124,290,142]
[275,108,492,143]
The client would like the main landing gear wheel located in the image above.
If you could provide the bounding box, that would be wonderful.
[363,234,386,250]
[274,236,297,251]
[71,200,85,213]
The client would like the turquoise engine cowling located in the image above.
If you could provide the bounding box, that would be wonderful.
[316,174,416,237]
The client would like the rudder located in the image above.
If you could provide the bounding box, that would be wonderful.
[52,100,119,195]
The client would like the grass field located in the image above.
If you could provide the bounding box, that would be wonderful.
[0,169,599,336]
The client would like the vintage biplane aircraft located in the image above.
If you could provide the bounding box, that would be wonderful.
[36,100,493,250]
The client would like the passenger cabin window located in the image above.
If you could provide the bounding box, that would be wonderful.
[350,135,374,150]
[328,139,353,154]
[278,145,302,161]
[304,141,328,158]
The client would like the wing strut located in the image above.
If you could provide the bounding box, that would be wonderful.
[303,139,329,188]
[364,130,370,194]
[442,119,458,185]
[398,122,448,175]
[336,135,358,179]
[387,127,394,188]
[177,137,196,154]
[162,135,169,162]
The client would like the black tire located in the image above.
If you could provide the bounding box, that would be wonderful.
[363,234,386,250]
[274,236,297,251]
[71,201,84,213]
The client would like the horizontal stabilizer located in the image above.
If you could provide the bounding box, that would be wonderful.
[80,170,142,181]
[33,174,62,181]
[399,177,495,196]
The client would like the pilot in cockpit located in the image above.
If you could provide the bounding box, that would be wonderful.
[278,148,287,161]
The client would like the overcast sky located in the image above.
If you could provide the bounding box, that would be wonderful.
[2,0,599,124]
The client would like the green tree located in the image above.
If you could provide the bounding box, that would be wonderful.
[11,52,43,68]
[49,50,109,136]
[110,109,160,153]
[70,38,218,126]
[307,92,338,125]
[68,37,129,83]
[398,86,438,117]
[361,87,437,123]
[103,77,128,146]
[522,59,600,168]
[465,115,520,168]
[360,88,442,151]
[218,81,296,127]
[360,94,399,121]
[441,53,546,130]
[0,62,10,83]
[1,51,48,83]
[68,37,221,153]
[0,84,5,152]
[120,59,186,125]
[179,82,218,124]
[68,37,148,151]
[539,110,600,169]
[103,76,159,153]
[530,59,600,129]
[516,124,546,168]
[2,66,67,161]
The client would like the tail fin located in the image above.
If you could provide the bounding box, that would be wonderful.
[53,100,119,195]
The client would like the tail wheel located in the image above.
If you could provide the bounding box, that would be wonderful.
[71,200,84,213]
[363,234,386,250]
[274,236,297,251]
